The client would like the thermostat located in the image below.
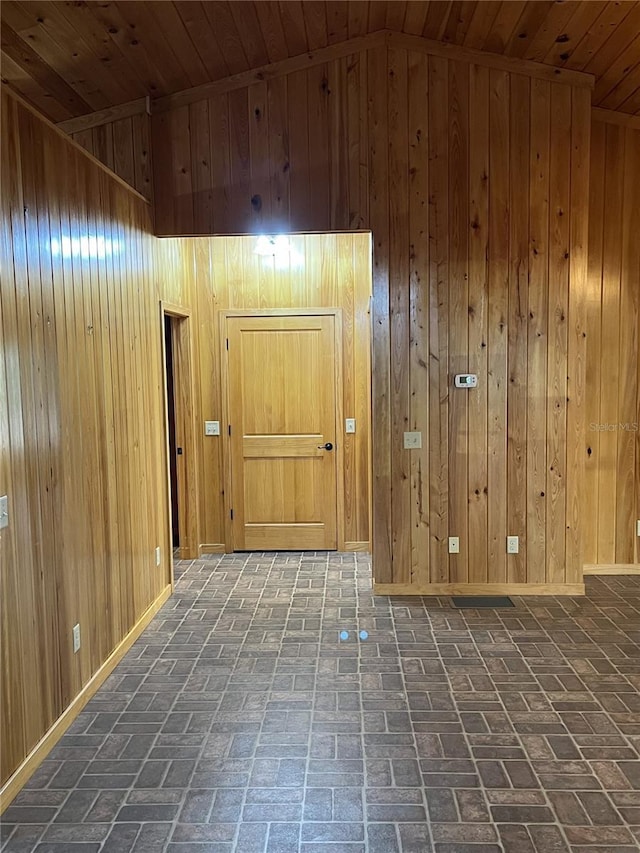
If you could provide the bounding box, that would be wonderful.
[454,374,478,388]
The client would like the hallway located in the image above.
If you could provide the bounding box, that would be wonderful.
[2,552,640,852]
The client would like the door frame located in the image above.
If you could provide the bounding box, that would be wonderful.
[220,308,345,552]
[160,302,199,563]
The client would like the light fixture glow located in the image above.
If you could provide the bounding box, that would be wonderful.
[254,234,303,269]
[50,235,122,259]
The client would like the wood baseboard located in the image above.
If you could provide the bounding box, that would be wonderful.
[0,584,172,813]
[583,564,640,575]
[343,541,370,552]
[199,543,226,555]
[373,582,585,596]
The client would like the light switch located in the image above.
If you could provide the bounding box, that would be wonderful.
[403,431,422,449]
[0,495,7,530]
[205,421,220,436]
[345,418,356,434]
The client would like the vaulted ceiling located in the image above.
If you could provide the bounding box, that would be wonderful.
[2,1,640,122]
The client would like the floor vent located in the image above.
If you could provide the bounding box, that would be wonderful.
[452,596,515,608]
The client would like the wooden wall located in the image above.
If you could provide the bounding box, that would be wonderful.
[182,233,372,552]
[0,89,189,793]
[585,114,640,568]
[151,41,591,593]
[69,111,153,202]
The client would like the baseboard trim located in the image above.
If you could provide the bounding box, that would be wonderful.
[584,564,640,576]
[373,582,585,596]
[0,584,172,813]
[199,543,226,555]
[344,541,370,553]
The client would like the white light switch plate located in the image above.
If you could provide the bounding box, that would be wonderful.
[448,537,460,554]
[345,418,356,434]
[0,495,7,530]
[205,421,220,436]
[155,546,161,566]
[73,623,81,654]
[404,431,422,449]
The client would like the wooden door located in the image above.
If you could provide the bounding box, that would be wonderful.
[226,313,339,550]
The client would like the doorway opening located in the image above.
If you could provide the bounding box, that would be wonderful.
[161,303,199,563]
[215,232,373,555]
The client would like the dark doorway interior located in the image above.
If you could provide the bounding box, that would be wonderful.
[164,315,179,548]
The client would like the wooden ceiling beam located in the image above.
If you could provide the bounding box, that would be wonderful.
[57,97,150,135]
[1,23,93,116]
[592,106,640,131]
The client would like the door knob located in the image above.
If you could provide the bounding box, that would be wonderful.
[318,442,333,451]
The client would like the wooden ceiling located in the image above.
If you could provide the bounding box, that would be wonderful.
[2,1,640,122]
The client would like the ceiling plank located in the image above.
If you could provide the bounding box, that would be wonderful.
[367,1,388,32]
[594,32,640,109]
[228,1,270,68]
[202,2,250,75]
[504,1,554,58]
[7,0,135,106]
[463,0,501,50]
[145,1,212,88]
[1,22,94,115]
[278,0,308,56]
[422,0,453,40]
[442,0,477,45]
[327,1,350,44]
[347,1,370,37]
[584,3,640,78]
[482,1,527,54]
[253,1,289,63]
[522,0,582,63]
[402,1,430,37]
[564,1,637,70]
[302,1,329,50]
[543,1,608,67]
[173,1,229,80]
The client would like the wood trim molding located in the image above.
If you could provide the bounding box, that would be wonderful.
[57,97,150,135]
[583,565,640,575]
[150,29,593,115]
[374,582,586,596]
[1,86,151,204]
[591,107,640,130]
[199,543,226,555]
[386,32,594,90]
[344,542,371,552]
[0,585,172,813]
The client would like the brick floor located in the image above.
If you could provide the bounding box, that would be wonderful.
[2,552,640,852]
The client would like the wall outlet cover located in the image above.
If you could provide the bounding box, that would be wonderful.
[205,420,220,436]
[155,546,161,566]
[345,418,356,434]
[0,495,7,530]
[72,623,81,654]
[448,537,460,554]
[507,536,519,554]
[404,431,422,449]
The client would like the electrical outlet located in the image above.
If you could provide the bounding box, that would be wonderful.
[345,418,356,434]
[73,623,81,654]
[205,420,220,436]
[448,537,460,554]
[404,431,422,449]
[0,495,8,530]
[507,536,519,554]
[155,546,161,566]
[637,520,640,537]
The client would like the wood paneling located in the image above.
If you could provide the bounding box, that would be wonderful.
[584,114,640,567]
[68,110,153,201]
[2,2,638,120]
[0,90,190,793]
[183,234,372,552]
[151,43,590,593]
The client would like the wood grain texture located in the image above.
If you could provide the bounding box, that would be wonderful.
[8,1,633,124]
[150,45,591,592]
[0,90,190,789]
[187,234,372,551]
[584,115,640,567]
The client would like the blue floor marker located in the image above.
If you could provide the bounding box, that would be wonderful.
[339,630,349,641]
[359,630,368,640]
